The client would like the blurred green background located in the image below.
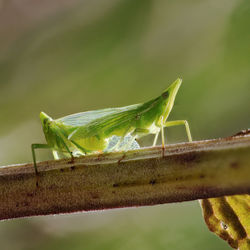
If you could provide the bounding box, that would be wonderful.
[0,0,249,249]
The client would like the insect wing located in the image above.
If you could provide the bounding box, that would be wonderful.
[68,103,142,140]
[57,108,119,127]
[56,104,141,127]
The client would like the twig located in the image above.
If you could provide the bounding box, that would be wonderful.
[0,132,250,220]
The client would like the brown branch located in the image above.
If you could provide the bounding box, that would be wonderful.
[0,132,250,220]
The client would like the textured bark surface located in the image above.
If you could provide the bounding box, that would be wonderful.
[0,133,249,220]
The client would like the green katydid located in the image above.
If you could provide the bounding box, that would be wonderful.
[32,78,192,174]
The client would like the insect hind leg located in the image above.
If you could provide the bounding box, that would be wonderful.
[53,129,75,163]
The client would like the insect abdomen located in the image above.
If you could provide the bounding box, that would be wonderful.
[71,136,108,152]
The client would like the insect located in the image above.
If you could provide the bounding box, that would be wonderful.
[32,78,192,174]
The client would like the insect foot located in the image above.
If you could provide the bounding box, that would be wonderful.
[118,154,126,164]
[161,146,165,158]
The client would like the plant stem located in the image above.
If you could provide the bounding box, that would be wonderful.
[0,132,249,220]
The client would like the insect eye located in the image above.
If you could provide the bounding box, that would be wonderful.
[162,91,169,98]
[43,118,48,125]
[135,114,140,120]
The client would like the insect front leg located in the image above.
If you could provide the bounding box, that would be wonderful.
[163,120,192,142]
[152,132,159,147]
[159,116,166,156]
[133,127,161,147]
[132,128,153,149]
[132,128,150,135]
[52,150,60,160]
[31,143,51,175]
